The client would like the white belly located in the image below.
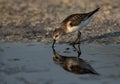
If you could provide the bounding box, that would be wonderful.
[67,17,92,33]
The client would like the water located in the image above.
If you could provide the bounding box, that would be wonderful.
[0,43,120,84]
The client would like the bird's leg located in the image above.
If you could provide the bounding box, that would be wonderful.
[72,44,81,57]
[77,31,81,43]
[77,44,81,57]
[71,31,81,57]
[72,44,77,51]
[77,31,81,57]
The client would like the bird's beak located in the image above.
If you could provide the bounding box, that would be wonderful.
[52,39,56,48]
[52,45,56,54]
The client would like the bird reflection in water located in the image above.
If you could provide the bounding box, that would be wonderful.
[52,47,99,75]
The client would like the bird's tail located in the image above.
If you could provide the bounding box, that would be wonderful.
[91,8,100,14]
[87,7,100,18]
[90,70,100,75]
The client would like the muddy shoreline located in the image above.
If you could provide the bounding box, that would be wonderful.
[0,0,120,44]
[0,43,120,84]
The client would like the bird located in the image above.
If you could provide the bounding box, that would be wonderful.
[52,8,100,50]
[52,47,99,75]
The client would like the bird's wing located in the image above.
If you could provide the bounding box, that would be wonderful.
[61,14,88,27]
[61,8,99,27]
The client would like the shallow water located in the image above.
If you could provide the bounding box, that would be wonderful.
[0,43,120,84]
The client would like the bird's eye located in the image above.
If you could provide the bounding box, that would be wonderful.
[55,35,58,38]
[55,56,58,59]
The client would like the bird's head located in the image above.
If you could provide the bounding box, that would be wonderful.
[52,28,64,47]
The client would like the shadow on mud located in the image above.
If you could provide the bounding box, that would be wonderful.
[81,31,120,43]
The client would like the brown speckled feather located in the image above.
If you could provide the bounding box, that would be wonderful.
[62,14,88,26]
[60,8,100,28]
